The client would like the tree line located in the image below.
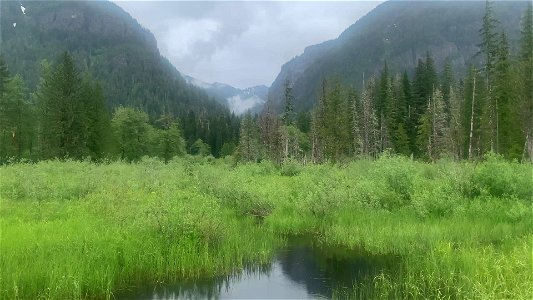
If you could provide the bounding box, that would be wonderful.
[237,1,532,164]
[0,52,239,163]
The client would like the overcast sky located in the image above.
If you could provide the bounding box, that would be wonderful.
[113,1,381,89]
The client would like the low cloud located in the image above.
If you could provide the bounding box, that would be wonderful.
[114,1,380,88]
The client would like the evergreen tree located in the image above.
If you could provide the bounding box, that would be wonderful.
[282,80,295,126]
[36,59,61,159]
[0,55,10,96]
[311,79,328,162]
[441,58,455,116]
[349,87,362,156]
[80,77,112,159]
[237,112,262,162]
[479,0,499,83]
[259,99,282,163]
[311,79,351,162]
[0,75,33,161]
[519,2,533,161]
[478,0,500,153]
[391,73,410,155]
[411,53,438,156]
[220,142,237,157]
[190,138,211,156]
[377,64,393,152]
[493,32,523,158]
[57,52,87,158]
[412,59,428,125]
[36,52,87,159]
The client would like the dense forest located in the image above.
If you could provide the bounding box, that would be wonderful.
[0,0,241,160]
[0,52,241,162]
[242,1,533,164]
[1,2,531,164]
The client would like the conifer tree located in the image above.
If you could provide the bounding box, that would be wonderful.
[282,80,295,126]
[519,1,533,161]
[479,0,499,83]
[311,80,328,163]
[237,112,262,162]
[391,73,410,156]
[80,77,111,159]
[0,75,33,160]
[0,55,9,96]
[259,99,282,163]
[349,87,362,156]
[479,0,500,153]
[493,32,522,158]
[441,58,455,117]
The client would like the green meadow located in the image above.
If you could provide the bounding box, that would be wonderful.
[0,154,532,299]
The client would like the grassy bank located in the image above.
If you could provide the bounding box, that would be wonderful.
[1,155,531,298]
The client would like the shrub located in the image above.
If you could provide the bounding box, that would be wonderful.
[471,153,532,200]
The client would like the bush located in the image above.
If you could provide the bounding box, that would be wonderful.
[280,159,302,176]
[471,153,532,200]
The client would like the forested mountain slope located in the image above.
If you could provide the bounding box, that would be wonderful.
[0,0,224,117]
[1,0,240,157]
[269,1,529,112]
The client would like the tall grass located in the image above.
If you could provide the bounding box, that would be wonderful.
[1,154,531,299]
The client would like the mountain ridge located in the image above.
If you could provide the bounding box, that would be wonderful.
[184,75,267,115]
[0,0,226,117]
[269,0,529,112]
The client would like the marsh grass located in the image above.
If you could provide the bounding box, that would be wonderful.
[0,154,531,299]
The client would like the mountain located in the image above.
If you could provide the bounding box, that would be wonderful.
[269,0,529,112]
[0,0,241,157]
[0,0,226,118]
[184,76,267,115]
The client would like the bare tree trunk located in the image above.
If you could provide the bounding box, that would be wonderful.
[527,135,533,162]
[523,133,533,163]
[494,97,500,153]
[468,75,476,160]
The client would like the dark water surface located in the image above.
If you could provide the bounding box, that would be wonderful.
[118,240,400,299]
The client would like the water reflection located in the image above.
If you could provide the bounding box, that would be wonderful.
[118,240,399,299]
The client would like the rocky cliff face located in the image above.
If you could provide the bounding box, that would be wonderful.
[269,1,528,113]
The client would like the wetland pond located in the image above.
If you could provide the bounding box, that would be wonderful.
[118,239,401,299]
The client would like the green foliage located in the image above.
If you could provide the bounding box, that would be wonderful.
[190,138,211,156]
[279,158,302,177]
[111,106,151,161]
[0,158,531,299]
[471,153,533,199]
[220,142,236,157]
[0,74,34,162]
[236,112,263,162]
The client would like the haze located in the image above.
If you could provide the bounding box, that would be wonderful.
[113,1,381,89]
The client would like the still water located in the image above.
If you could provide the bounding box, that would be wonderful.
[119,241,399,299]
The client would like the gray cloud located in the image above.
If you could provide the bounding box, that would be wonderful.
[113,1,380,88]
